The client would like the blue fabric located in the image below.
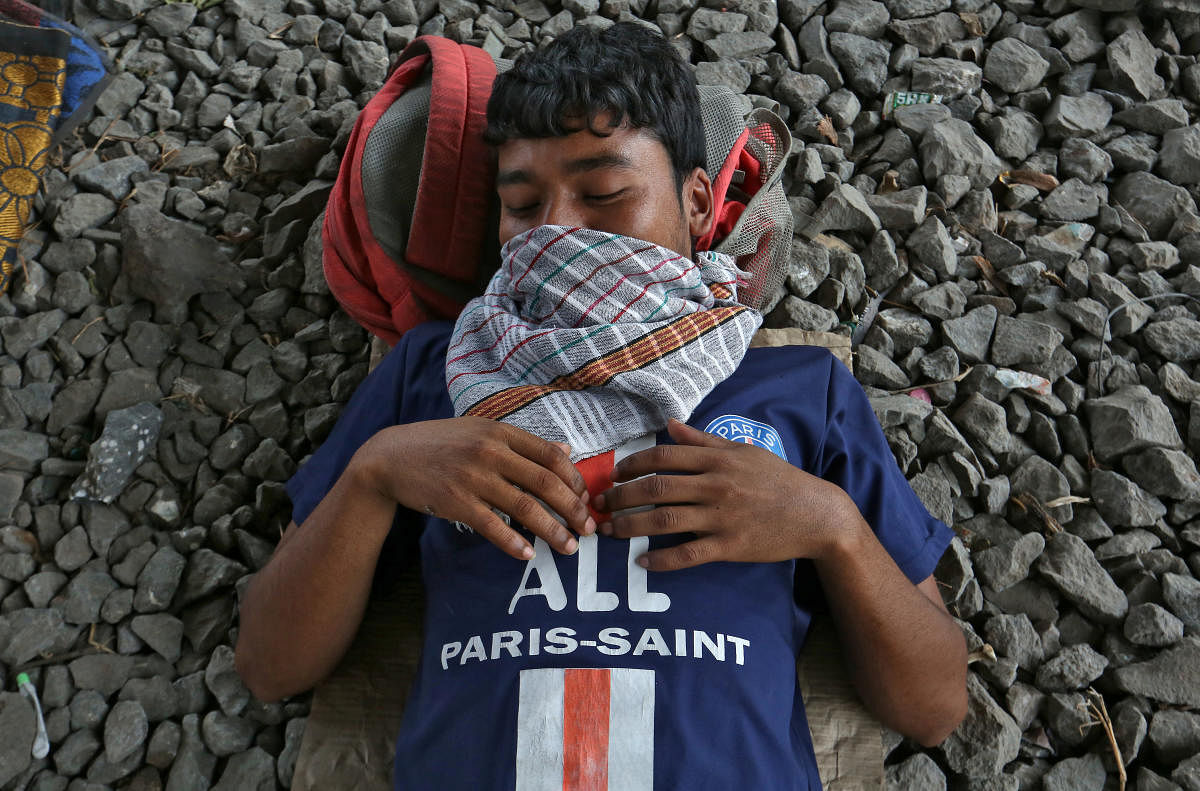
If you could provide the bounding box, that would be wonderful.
[287,321,953,791]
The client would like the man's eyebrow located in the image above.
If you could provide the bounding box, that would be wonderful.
[495,154,637,187]
[563,153,637,175]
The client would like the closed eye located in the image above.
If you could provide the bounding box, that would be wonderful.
[587,190,626,203]
[504,202,540,217]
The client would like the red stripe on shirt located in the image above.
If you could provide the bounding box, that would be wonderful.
[562,668,611,791]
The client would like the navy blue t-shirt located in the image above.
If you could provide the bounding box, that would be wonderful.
[287,321,953,791]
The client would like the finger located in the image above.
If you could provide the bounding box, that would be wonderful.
[504,428,587,495]
[610,443,720,483]
[667,418,733,448]
[504,454,595,535]
[598,473,707,514]
[489,485,580,556]
[605,505,709,540]
[636,536,723,572]
[460,504,536,561]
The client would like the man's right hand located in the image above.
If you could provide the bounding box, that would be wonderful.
[354,417,594,559]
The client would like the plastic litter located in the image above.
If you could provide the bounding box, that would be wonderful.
[994,369,1052,397]
[17,672,49,759]
[881,91,944,119]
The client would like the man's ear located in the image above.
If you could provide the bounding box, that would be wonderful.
[683,167,715,241]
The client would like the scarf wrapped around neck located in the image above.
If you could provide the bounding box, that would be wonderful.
[445,225,762,460]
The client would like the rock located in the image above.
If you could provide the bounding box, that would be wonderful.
[104,700,149,764]
[205,645,251,717]
[1035,643,1108,691]
[973,533,1045,593]
[1090,469,1166,528]
[1036,531,1128,624]
[985,107,1042,161]
[702,31,775,60]
[888,12,963,56]
[177,549,248,608]
[991,315,1063,367]
[1112,172,1198,240]
[1148,710,1200,766]
[984,38,1050,94]
[866,187,926,231]
[131,613,185,662]
[166,714,217,791]
[0,429,48,473]
[921,120,1002,191]
[1123,447,1200,500]
[213,746,276,791]
[1163,573,1200,632]
[885,752,946,791]
[94,368,162,420]
[1161,125,1200,185]
[0,692,36,787]
[1042,753,1107,791]
[1125,603,1185,647]
[75,155,149,201]
[856,344,910,389]
[829,32,890,97]
[70,654,136,697]
[1043,93,1113,140]
[1041,178,1106,221]
[70,402,163,504]
[278,716,306,787]
[1131,241,1180,272]
[1114,99,1189,135]
[62,571,119,624]
[53,193,117,239]
[1145,318,1200,361]
[1113,637,1200,707]
[135,545,186,612]
[939,674,1021,778]
[826,0,889,39]
[942,306,996,365]
[1108,29,1165,101]
[1059,138,1113,183]
[1084,386,1183,462]
[811,183,880,235]
[120,204,244,324]
[985,612,1044,669]
[894,103,953,140]
[906,216,956,281]
[910,57,982,97]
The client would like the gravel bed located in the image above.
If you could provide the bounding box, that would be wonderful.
[2,0,1200,789]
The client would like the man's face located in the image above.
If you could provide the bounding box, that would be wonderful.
[494,121,713,257]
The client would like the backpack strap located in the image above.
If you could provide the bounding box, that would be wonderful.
[695,90,794,312]
[324,36,498,344]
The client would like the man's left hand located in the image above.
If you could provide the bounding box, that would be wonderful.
[594,419,858,571]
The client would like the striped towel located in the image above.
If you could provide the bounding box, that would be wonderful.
[446,225,762,459]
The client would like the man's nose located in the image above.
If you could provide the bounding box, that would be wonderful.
[537,198,585,229]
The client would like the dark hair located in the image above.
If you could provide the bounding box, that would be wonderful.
[484,22,706,191]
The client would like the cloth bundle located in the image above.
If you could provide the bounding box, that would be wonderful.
[446,225,763,459]
[0,0,109,294]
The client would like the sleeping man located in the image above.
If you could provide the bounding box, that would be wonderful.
[235,23,967,790]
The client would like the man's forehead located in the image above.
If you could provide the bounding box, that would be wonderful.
[495,125,669,181]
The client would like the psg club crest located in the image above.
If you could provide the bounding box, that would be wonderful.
[703,415,788,461]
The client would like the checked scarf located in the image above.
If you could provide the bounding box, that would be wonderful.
[446,225,763,460]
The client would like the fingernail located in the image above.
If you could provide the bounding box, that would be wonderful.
[564,537,578,554]
[521,544,535,559]
[592,493,605,509]
[636,555,649,568]
[598,522,612,536]
[584,517,596,535]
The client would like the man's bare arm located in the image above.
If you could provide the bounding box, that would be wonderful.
[236,418,594,702]
[814,516,967,746]
[597,419,967,745]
